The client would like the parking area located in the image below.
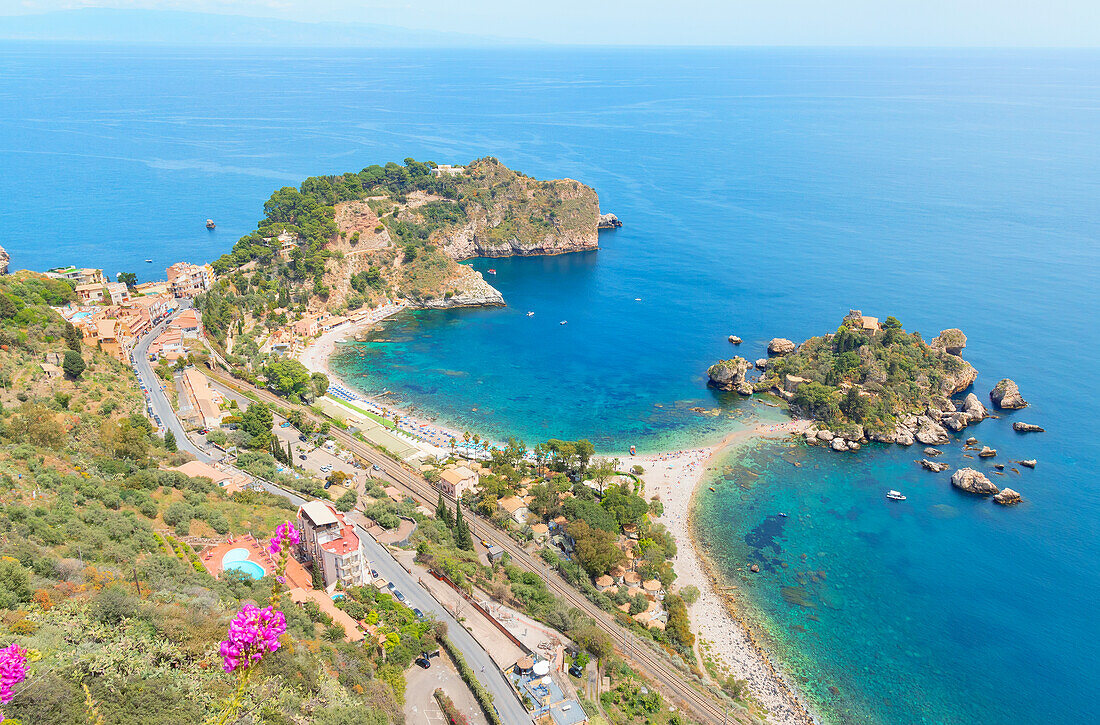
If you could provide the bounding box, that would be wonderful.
[270,422,367,487]
[404,649,488,725]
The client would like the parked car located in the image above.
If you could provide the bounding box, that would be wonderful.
[371,464,381,471]
[569,664,584,678]
[299,454,308,460]
[412,608,423,619]
[414,656,431,669]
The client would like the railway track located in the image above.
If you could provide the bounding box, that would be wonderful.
[205,371,750,725]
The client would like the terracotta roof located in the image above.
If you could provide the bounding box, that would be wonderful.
[595,575,613,587]
[643,579,662,592]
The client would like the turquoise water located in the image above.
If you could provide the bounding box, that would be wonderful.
[3,44,1099,724]
[221,548,265,580]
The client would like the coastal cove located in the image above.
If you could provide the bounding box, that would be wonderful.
[3,44,1100,725]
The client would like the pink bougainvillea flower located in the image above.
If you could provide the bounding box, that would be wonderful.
[0,644,28,704]
[219,605,286,673]
[267,521,300,555]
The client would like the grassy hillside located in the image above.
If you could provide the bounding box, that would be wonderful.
[0,274,423,724]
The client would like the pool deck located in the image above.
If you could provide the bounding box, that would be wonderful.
[199,533,312,589]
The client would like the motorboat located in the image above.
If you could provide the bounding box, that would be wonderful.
[145,259,153,263]
[487,268,496,275]
[886,490,907,501]
[559,320,567,325]
[778,512,788,517]
[206,219,216,229]
[527,311,534,317]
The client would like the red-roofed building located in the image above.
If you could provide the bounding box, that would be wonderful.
[169,309,203,338]
[297,501,367,591]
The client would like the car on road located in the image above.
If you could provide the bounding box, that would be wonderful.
[371,464,381,471]
[412,608,423,619]
[298,454,308,460]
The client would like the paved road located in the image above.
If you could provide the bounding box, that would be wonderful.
[131,304,212,463]
[201,376,532,724]
[201,371,744,724]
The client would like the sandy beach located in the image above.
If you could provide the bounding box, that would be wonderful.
[623,419,816,725]
[301,305,816,723]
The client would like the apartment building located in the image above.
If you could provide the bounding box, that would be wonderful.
[166,262,214,298]
[297,501,367,591]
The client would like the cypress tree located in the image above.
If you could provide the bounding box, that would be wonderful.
[455,506,473,551]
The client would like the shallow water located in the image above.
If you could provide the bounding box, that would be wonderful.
[4,44,1099,724]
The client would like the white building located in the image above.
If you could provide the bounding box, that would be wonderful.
[297,501,367,591]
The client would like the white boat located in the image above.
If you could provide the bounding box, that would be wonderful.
[886,490,907,501]
[526,311,534,317]
[559,320,568,325]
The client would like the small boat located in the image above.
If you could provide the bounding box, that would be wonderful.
[145,259,152,263]
[526,311,534,317]
[629,445,636,455]
[487,269,496,275]
[886,490,907,501]
[634,298,642,301]
[206,219,216,229]
[778,512,788,517]
[559,320,567,325]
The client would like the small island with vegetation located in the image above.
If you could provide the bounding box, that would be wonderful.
[709,310,986,450]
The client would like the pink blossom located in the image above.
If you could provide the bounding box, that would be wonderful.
[0,644,28,704]
[219,605,286,673]
[267,521,300,555]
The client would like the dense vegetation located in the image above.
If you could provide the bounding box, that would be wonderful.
[761,312,976,434]
[0,275,422,724]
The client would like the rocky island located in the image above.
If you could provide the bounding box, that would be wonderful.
[709,310,987,449]
[209,157,610,315]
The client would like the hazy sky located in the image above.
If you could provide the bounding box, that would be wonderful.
[7,0,1100,46]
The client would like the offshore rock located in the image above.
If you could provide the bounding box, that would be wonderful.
[990,379,1028,409]
[1019,459,1037,469]
[994,488,1022,506]
[728,335,742,344]
[919,459,951,472]
[979,446,997,458]
[707,357,751,391]
[755,358,769,371]
[962,393,987,421]
[915,420,950,445]
[1013,422,1045,433]
[924,447,943,456]
[951,468,999,495]
[767,338,796,356]
[597,212,622,229]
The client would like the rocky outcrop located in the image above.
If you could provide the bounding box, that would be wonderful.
[915,419,950,445]
[707,357,751,391]
[1012,422,1045,433]
[994,488,1022,505]
[942,412,969,432]
[767,338,796,356]
[978,446,997,458]
[408,266,504,309]
[0,245,8,275]
[1019,459,1037,469]
[924,447,943,456]
[597,212,622,229]
[831,437,849,452]
[728,335,742,344]
[951,468,999,495]
[931,328,967,356]
[919,459,951,472]
[990,379,1027,409]
[962,393,987,421]
[755,358,769,371]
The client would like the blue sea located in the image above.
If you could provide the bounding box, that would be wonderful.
[2,43,1098,724]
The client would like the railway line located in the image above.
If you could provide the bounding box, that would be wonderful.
[204,370,751,725]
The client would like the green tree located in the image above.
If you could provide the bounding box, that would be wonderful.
[64,322,82,351]
[568,520,625,577]
[436,493,453,528]
[0,559,32,609]
[265,358,312,400]
[311,372,330,397]
[62,349,86,379]
[240,402,274,448]
[164,429,177,452]
[117,272,138,288]
[454,506,473,551]
[335,488,358,512]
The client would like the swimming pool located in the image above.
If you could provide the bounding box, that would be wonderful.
[221,548,266,580]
